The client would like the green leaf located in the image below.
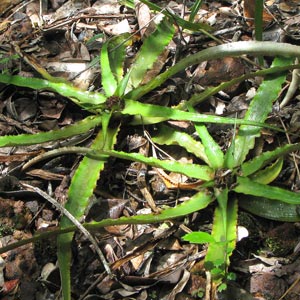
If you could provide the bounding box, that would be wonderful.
[152,124,210,165]
[123,100,283,130]
[85,33,105,47]
[0,191,214,255]
[218,283,228,292]
[96,149,214,181]
[108,33,131,85]
[189,0,203,23]
[249,158,283,184]
[128,16,174,89]
[193,124,224,169]
[14,145,214,181]
[89,189,213,225]
[57,126,119,300]
[101,40,118,96]
[115,69,132,97]
[205,191,237,283]
[234,176,300,205]
[101,111,112,141]
[184,63,300,108]
[126,41,300,101]
[227,57,294,168]
[239,196,300,222]
[139,0,212,31]
[0,115,102,147]
[254,0,263,42]
[0,74,107,107]
[254,0,264,65]
[241,143,300,176]
[182,231,215,244]
[188,104,224,169]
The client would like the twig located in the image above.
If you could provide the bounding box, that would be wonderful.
[21,183,112,275]
[205,271,211,300]
[279,275,300,300]
[280,58,300,108]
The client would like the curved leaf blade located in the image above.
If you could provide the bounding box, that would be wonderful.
[226,57,293,168]
[10,145,214,181]
[128,16,174,88]
[96,149,214,181]
[123,100,283,130]
[205,190,237,284]
[241,143,300,176]
[0,74,107,106]
[57,126,119,300]
[89,189,213,225]
[0,191,214,255]
[126,41,300,101]
[189,0,203,23]
[239,196,300,222]
[108,33,131,85]
[101,41,118,96]
[249,158,283,184]
[0,115,102,147]
[139,0,212,31]
[185,63,300,108]
[234,176,300,205]
[188,104,224,169]
[152,124,210,165]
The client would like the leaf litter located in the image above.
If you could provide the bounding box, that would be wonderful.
[0,0,299,299]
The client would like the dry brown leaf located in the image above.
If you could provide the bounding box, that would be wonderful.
[26,169,65,181]
[135,0,151,38]
[243,0,273,26]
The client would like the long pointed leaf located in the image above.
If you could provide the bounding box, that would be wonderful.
[57,126,119,300]
[13,146,214,181]
[0,115,102,147]
[227,57,293,167]
[189,0,203,23]
[0,74,107,106]
[0,190,214,255]
[185,63,300,108]
[241,143,300,176]
[97,149,214,181]
[88,190,213,225]
[249,158,283,184]
[108,33,131,85]
[234,176,300,204]
[101,41,118,96]
[152,124,210,165]
[239,196,300,222]
[254,0,263,42]
[205,190,237,284]
[123,100,283,130]
[188,104,224,169]
[128,16,174,88]
[126,41,300,101]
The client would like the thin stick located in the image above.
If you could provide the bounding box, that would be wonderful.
[279,276,300,300]
[21,183,112,275]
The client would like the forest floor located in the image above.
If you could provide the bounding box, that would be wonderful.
[0,0,300,299]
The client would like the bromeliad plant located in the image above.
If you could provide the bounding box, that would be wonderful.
[1,15,300,299]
